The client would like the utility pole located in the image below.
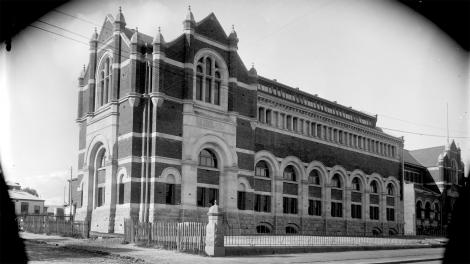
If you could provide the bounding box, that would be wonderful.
[69,166,73,219]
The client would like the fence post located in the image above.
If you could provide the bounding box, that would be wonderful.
[205,202,225,257]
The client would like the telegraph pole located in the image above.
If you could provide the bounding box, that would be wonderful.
[69,166,73,219]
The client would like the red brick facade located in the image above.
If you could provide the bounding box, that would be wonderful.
[74,8,405,235]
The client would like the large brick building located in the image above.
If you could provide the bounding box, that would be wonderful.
[74,7,405,235]
[403,141,465,235]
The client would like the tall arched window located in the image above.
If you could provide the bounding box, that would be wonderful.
[96,56,112,109]
[386,183,395,222]
[331,174,343,218]
[254,161,271,213]
[198,149,217,168]
[434,203,440,221]
[195,56,221,105]
[308,169,322,216]
[283,165,298,215]
[351,177,362,219]
[425,202,431,219]
[369,180,380,220]
[255,161,270,178]
[197,149,219,207]
[95,148,106,208]
[416,201,423,219]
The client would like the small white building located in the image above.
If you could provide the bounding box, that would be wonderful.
[9,190,45,215]
[7,182,45,215]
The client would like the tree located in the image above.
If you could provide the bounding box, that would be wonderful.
[22,187,39,197]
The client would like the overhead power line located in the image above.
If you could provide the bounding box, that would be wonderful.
[37,20,90,40]
[28,25,89,46]
[382,127,470,139]
[53,8,101,28]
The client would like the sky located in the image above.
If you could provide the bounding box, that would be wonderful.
[0,0,468,205]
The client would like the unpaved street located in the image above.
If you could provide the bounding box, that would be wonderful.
[25,240,141,264]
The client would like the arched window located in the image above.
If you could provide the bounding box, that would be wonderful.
[434,203,440,221]
[96,56,112,109]
[197,149,219,208]
[308,170,321,185]
[370,181,378,194]
[255,161,270,178]
[330,173,343,218]
[308,169,322,216]
[195,55,221,105]
[387,183,394,195]
[198,149,217,168]
[352,177,361,191]
[351,177,362,219]
[256,224,271,234]
[369,180,380,220]
[283,165,296,181]
[425,202,431,219]
[285,225,298,234]
[95,147,106,208]
[331,174,342,188]
[386,183,395,222]
[416,201,423,219]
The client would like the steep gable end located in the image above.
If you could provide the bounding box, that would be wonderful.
[409,146,444,168]
[195,13,228,44]
[98,15,115,43]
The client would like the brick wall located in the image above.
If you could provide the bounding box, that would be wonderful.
[155,101,183,136]
[237,152,254,171]
[236,118,254,150]
[154,137,182,159]
[255,128,400,177]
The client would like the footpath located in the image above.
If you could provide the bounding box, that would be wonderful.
[21,232,446,264]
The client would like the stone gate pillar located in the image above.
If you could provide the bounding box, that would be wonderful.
[205,202,225,257]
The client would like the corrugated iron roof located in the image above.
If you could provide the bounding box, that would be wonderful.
[8,190,44,201]
[409,146,444,168]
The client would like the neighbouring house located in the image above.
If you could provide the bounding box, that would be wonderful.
[7,182,45,216]
[403,140,465,235]
[74,7,405,235]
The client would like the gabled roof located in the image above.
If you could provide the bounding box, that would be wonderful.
[409,146,445,168]
[404,149,425,167]
[195,13,229,44]
[8,190,44,201]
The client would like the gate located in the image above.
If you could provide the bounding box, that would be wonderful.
[124,218,206,254]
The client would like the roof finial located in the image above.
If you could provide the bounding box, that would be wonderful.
[232,24,235,31]
[251,62,254,68]
[188,5,191,11]
[94,27,97,33]
[158,26,161,33]
[119,6,122,13]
